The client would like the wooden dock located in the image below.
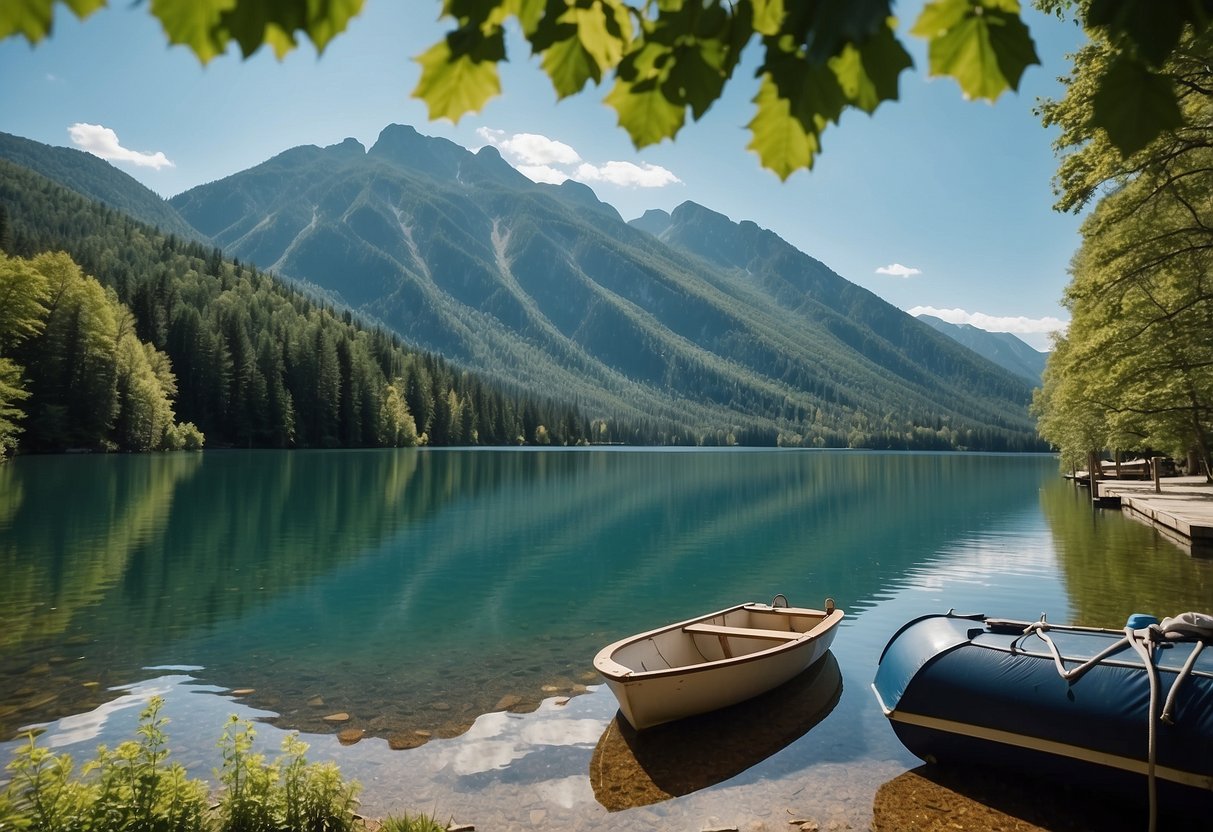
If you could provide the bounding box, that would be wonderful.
[1093,476,1213,555]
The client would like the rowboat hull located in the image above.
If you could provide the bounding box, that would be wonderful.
[594,600,843,730]
[872,612,1213,816]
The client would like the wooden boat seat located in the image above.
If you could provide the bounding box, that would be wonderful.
[683,623,802,641]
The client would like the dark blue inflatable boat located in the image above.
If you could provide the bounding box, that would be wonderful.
[873,611,1213,821]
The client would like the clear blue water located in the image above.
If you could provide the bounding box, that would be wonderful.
[2,449,1208,828]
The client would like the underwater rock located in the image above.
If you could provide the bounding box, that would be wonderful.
[337,728,364,745]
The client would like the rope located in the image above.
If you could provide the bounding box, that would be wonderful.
[1019,613,1213,832]
[1020,618,1130,684]
[1123,626,1160,832]
[1161,641,1204,725]
[1155,614,1213,727]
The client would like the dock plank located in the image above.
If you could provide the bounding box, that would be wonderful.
[1093,476,1213,553]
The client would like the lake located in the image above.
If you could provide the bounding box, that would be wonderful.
[2,449,1210,829]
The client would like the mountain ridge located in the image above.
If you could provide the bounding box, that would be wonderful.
[0,126,1043,449]
[0,131,208,244]
[916,314,1047,386]
[168,124,1041,449]
[0,156,620,450]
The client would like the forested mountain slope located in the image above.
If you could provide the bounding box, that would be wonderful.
[171,124,1041,449]
[0,132,206,245]
[629,202,1036,436]
[916,314,1047,386]
[0,159,619,451]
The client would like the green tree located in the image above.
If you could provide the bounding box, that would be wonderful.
[1039,20,1213,213]
[1031,334,1108,472]
[444,387,463,444]
[19,251,121,449]
[1056,192,1213,477]
[312,322,342,447]
[113,324,180,451]
[256,330,296,447]
[0,204,12,253]
[378,378,419,446]
[0,252,50,458]
[0,253,48,352]
[1035,22,1213,480]
[404,361,435,439]
[4,251,202,453]
[0,359,31,459]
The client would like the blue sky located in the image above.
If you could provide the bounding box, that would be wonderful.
[0,2,1087,349]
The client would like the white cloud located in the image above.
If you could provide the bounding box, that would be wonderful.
[476,127,581,166]
[474,127,680,189]
[574,160,680,188]
[68,123,174,170]
[875,263,922,278]
[516,164,569,185]
[908,305,1068,335]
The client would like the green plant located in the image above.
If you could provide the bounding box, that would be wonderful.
[216,717,361,832]
[2,729,90,831]
[87,697,209,832]
[278,733,360,832]
[216,716,281,832]
[1,699,362,832]
[379,813,445,832]
[2,698,208,832]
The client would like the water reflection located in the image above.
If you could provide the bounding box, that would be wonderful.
[1,450,1062,743]
[3,449,1209,831]
[0,450,445,736]
[590,653,842,810]
[1042,478,1213,626]
[0,453,201,649]
[0,451,1066,743]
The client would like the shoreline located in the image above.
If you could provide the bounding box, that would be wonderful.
[2,668,1161,832]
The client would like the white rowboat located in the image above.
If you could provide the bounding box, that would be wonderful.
[593,596,843,730]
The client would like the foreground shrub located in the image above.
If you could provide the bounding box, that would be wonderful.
[3,735,93,831]
[379,813,445,832]
[218,716,360,832]
[87,697,210,831]
[2,697,360,832]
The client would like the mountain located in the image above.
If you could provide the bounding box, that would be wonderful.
[169,124,1042,449]
[916,314,1047,386]
[629,203,1035,429]
[0,157,616,451]
[0,132,208,245]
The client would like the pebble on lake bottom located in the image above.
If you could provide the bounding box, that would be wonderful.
[386,732,426,750]
[492,694,521,711]
[337,728,364,745]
